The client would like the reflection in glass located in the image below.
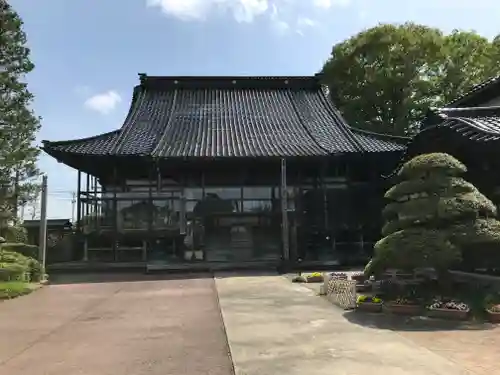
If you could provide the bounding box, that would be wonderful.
[242,200,272,213]
[151,199,179,228]
[243,187,272,199]
[194,193,238,215]
[117,200,151,230]
[204,187,241,200]
[185,188,203,200]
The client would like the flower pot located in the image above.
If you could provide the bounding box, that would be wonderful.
[194,250,204,260]
[351,274,365,282]
[307,275,324,283]
[357,302,382,313]
[184,251,193,261]
[384,303,421,316]
[486,309,500,323]
[427,307,469,320]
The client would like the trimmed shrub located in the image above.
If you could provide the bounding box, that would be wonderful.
[2,243,39,260]
[0,249,43,282]
[366,153,500,277]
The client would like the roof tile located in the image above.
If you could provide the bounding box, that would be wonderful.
[43,75,404,158]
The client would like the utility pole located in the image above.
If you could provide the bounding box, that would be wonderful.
[38,175,48,270]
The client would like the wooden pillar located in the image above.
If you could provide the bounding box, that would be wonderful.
[280,158,290,266]
[146,165,154,262]
[83,236,88,261]
[85,173,90,217]
[112,167,118,261]
[76,171,82,233]
[93,175,98,230]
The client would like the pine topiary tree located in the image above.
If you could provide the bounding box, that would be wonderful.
[365,153,500,279]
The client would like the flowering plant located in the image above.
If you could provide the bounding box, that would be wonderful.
[489,304,500,313]
[357,295,382,304]
[428,298,469,311]
[308,272,323,278]
[330,272,348,279]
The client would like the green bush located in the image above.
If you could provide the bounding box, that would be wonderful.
[2,242,39,260]
[0,281,32,299]
[0,249,43,282]
[4,225,28,244]
[366,153,500,277]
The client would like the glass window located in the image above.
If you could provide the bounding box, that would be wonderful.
[242,200,272,213]
[152,199,178,228]
[204,187,242,200]
[243,187,272,199]
[185,188,203,200]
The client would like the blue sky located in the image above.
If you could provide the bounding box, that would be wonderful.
[9,0,500,219]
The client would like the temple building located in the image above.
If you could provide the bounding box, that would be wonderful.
[42,74,407,270]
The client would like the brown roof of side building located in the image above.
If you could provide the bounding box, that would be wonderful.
[42,74,406,161]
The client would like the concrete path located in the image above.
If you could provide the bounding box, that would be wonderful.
[0,274,234,375]
[215,274,474,375]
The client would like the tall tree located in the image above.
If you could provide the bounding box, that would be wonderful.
[0,0,41,227]
[322,23,500,136]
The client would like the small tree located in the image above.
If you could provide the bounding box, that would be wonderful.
[365,153,500,283]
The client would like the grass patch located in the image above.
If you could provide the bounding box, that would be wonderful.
[0,281,33,300]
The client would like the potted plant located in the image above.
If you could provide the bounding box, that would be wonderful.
[356,295,383,312]
[384,297,422,316]
[330,272,348,280]
[351,272,365,282]
[427,298,470,320]
[306,272,324,283]
[484,293,500,323]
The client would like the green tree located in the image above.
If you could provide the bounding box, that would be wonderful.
[0,1,41,228]
[365,153,500,282]
[322,23,500,136]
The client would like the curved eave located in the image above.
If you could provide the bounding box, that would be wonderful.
[348,127,410,153]
[446,75,500,108]
[42,130,121,156]
[384,118,500,179]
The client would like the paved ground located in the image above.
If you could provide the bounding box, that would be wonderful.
[0,273,234,375]
[215,274,474,375]
[1,272,497,375]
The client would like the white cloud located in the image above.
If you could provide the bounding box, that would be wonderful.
[146,0,269,22]
[84,90,122,115]
[296,16,317,35]
[313,0,351,8]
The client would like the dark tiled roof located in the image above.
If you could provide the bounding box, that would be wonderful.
[43,75,404,159]
[446,75,500,108]
[349,128,407,152]
[43,130,119,154]
[384,106,500,179]
[425,106,500,141]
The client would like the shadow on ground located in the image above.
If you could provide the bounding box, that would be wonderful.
[343,309,496,331]
[49,272,215,285]
[49,270,279,285]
